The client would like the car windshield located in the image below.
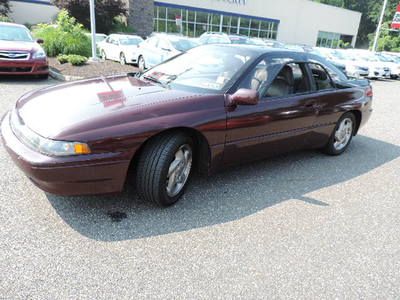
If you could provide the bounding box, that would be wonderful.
[169,38,197,52]
[120,37,143,45]
[96,35,107,43]
[140,46,255,92]
[0,25,33,42]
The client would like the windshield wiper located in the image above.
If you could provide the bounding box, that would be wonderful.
[143,75,169,88]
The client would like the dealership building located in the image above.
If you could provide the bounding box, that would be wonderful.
[10,0,362,47]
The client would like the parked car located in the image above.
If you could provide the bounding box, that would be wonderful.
[325,49,370,79]
[98,34,144,65]
[345,49,391,79]
[0,22,48,78]
[85,33,107,44]
[228,34,251,44]
[311,47,347,75]
[375,53,400,79]
[262,39,286,48]
[135,34,198,71]
[198,32,231,45]
[1,45,373,206]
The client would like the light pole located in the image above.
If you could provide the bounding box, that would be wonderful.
[372,0,388,52]
[89,0,98,61]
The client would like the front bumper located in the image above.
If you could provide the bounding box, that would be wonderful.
[1,112,130,196]
[0,58,49,75]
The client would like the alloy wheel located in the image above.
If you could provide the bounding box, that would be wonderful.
[333,117,353,151]
[166,144,192,197]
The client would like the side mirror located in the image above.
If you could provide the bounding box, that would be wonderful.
[229,88,259,106]
[36,38,44,44]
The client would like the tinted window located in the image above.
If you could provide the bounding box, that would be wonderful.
[265,63,309,98]
[308,63,334,91]
[238,59,268,91]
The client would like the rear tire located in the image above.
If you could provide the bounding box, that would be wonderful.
[322,112,356,156]
[136,133,193,207]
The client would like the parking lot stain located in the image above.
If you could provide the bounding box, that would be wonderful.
[107,211,127,222]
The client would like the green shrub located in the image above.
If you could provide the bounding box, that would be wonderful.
[32,10,91,57]
[57,54,69,64]
[0,15,12,22]
[66,54,87,66]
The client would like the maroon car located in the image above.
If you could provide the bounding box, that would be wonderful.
[0,22,48,77]
[1,45,373,206]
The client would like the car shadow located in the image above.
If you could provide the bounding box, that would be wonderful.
[46,135,400,241]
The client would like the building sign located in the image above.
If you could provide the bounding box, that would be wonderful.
[215,0,247,5]
[391,4,400,30]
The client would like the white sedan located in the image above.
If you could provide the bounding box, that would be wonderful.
[98,34,144,65]
[135,34,199,71]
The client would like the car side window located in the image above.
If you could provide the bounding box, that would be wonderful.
[264,63,310,98]
[308,63,334,91]
[237,59,268,92]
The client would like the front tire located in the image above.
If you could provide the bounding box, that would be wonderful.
[138,55,146,72]
[136,133,193,207]
[120,52,126,65]
[322,112,356,156]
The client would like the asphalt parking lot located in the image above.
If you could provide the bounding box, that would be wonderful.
[0,77,399,299]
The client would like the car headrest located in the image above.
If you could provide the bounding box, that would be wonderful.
[312,69,328,81]
[277,66,294,86]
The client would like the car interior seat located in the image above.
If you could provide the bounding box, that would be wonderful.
[265,65,294,98]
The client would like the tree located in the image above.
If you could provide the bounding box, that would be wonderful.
[52,0,127,34]
[0,0,11,16]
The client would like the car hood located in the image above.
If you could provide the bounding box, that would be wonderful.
[0,40,40,52]
[15,75,196,140]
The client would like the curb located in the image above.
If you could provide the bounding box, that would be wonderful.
[49,67,84,82]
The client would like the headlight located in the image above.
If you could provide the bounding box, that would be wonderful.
[32,48,46,59]
[10,111,90,156]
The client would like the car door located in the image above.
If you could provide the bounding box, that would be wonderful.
[224,60,319,165]
[111,37,121,60]
[143,37,159,67]
[102,36,114,59]
[306,62,364,148]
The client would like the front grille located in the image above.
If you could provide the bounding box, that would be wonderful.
[384,67,390,72]
[360,67,369,72]
[0,51,29,60]
[0,66,32,72]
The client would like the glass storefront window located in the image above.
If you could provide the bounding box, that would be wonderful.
[153,4,279,40]
[316,31,350,48]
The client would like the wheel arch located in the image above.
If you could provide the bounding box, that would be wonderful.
[129,127,211,176]
[349,110,362,135]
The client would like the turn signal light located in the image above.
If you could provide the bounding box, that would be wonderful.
[365,87,373,98]
[74,143,91,155]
